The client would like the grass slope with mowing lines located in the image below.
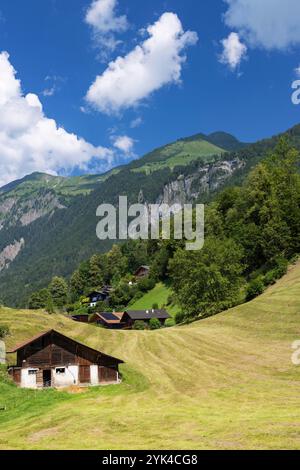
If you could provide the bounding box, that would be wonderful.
[1,261,300,449]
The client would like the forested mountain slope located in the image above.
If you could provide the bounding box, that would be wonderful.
[0,124,299,306]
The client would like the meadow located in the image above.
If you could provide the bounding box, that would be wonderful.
[1,260,300,449]
[129,282,180,317]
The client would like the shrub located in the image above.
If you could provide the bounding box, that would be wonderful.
[264,258,288,287]
[49,276,68,308]
[129,291,143,305]
[152,303,159,310]
[165,318,176,328]
[273,257,288,278]
[45,297,55,314]
[65,304,76,313]
[133,320,147,330]
[0,325,9,339]
[246,277,265,301]
[28,288,50,309]
[175,311,186,325]
[138,277,156,292]
[87,301,107,314]
[149,318,161,330]
[73,306,89,315]
[264,270,277,286]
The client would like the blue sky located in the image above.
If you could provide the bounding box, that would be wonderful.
[0,0,299,185]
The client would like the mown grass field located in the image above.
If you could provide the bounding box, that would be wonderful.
[1,261,300,449]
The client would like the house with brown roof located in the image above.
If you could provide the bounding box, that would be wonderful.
[7,329,123,389]
[92,309,171,330]
[90,312,126,329]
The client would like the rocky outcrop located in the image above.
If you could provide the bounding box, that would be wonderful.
[156,158,245,206]
[0,238,25,271]
[0,192,66,230]
[0,197,16,215]
[19,194,65,226]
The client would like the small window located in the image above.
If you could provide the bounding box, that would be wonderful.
[28,369,37,375]
[55,367,66,375]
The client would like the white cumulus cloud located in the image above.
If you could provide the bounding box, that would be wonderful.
[0,52,114,187]
[220,32,247,70]
[130,117,143,128]
[85,12,198,115]
[112,135,135,154]
[224,0,300,50]
[85,0,128,58]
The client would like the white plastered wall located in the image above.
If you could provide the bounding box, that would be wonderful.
[21,368,38,388]
[90,365,99,385]
[52,366,79,387]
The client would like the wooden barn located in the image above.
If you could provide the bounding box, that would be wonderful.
[7,329,123,389]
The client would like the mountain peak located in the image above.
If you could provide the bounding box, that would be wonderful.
[206,132,246,152]
[0,172,61,194]
[179,131,244,152]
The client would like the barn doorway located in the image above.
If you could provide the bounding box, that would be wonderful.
[43,369,52,388]
[79,365,91,384]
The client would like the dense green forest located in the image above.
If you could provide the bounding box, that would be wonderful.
[0,131,236,306]
[1,124,300,307]
[28,138,300,324]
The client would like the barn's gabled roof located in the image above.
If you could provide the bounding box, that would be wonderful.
[7,329,124,363]
[7,329,53,352]
[124,309,170,320]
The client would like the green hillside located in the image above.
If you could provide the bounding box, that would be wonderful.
[0,171,116,199]
[0,124,299,308]
[129,282,180,317]
[0,132,240,199]
[131,138,225,174]
[1,260,300,449]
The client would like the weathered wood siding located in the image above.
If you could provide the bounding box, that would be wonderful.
[9,368,21,384]
[9,330,122,388]
[98,366,118,383]
[16,331,118,368]
[79,365,91,383]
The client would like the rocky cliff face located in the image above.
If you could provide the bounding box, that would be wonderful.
[0,189,67,272]
[155,158,245,206]
[0,238,25,271]
[0,191,66,231]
